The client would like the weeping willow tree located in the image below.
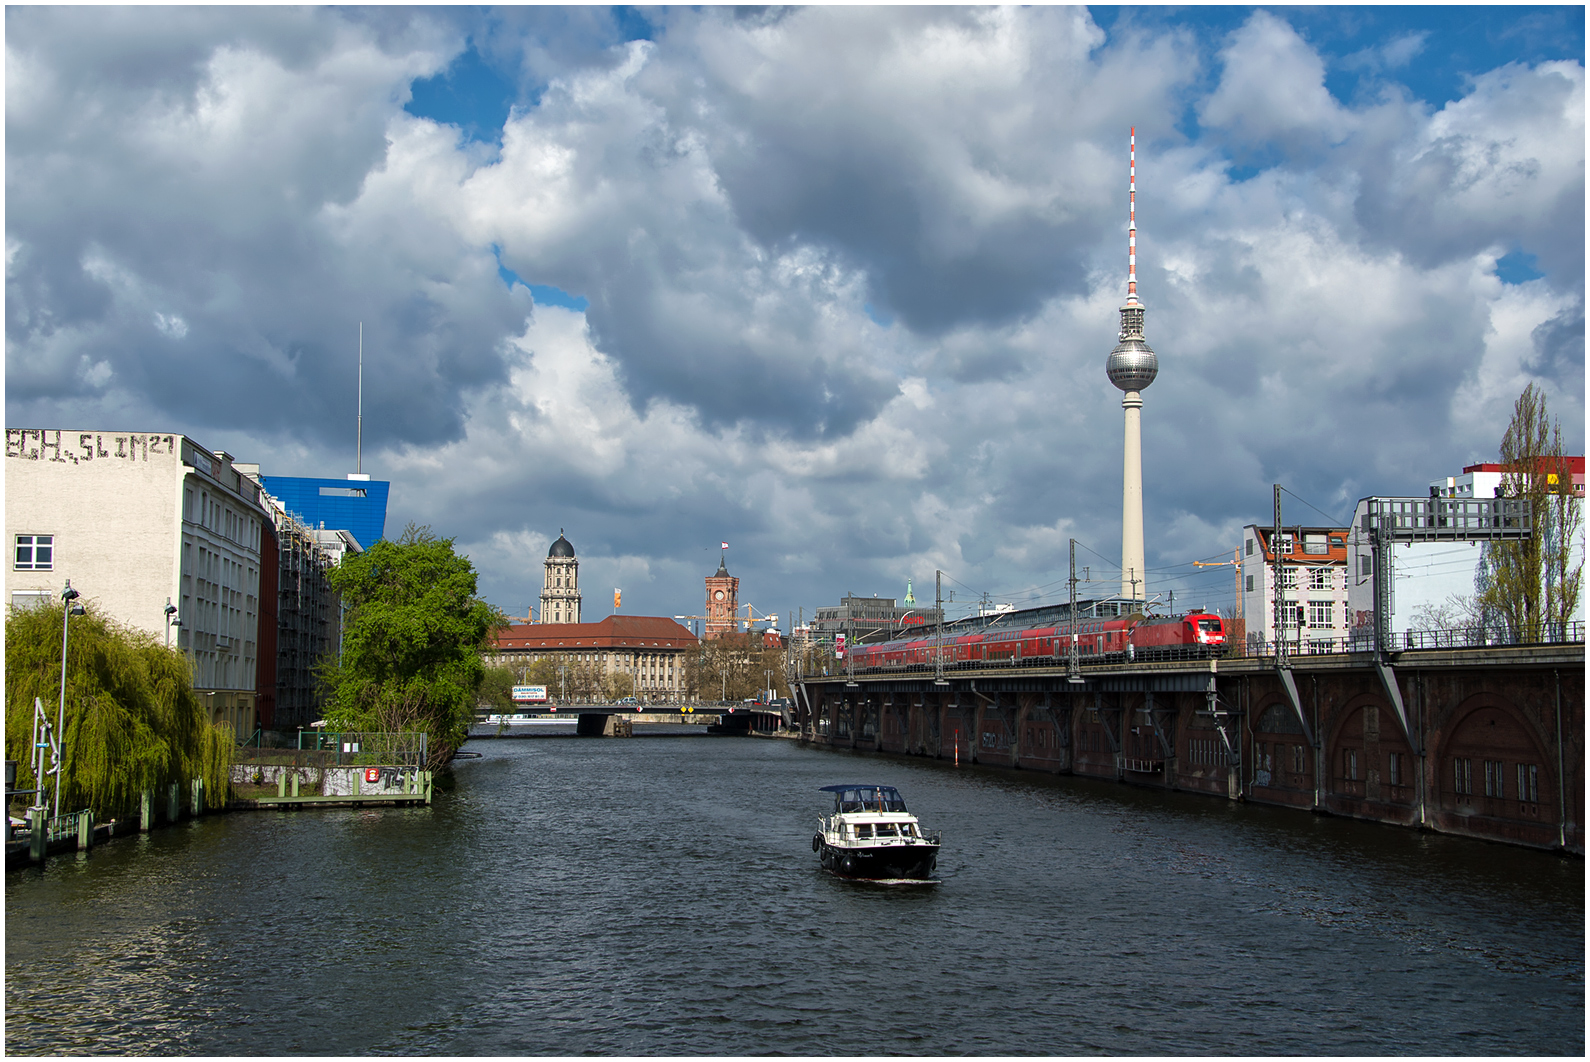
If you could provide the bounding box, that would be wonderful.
[5,603,232,820]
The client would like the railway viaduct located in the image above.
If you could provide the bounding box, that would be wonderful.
[794,641,1584,854]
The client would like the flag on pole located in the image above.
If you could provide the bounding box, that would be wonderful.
[721,541,729,549]
[614,588,621,609]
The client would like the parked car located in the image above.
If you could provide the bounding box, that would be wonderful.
[617,696,639,706]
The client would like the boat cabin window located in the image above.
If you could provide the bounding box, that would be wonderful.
[855,824,873,839]
[875,823,898,838]
[832,786,908,813]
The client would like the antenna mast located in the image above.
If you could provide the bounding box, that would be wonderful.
[357,322,363,475]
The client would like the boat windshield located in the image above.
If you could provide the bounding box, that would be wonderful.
[832,786,907,813]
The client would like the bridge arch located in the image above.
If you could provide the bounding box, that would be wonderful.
[1325,692,1415,806]
[1432,693,1553,821]
[1251,698,1309,796]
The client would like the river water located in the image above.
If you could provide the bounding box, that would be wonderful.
[6,733,1583,1055]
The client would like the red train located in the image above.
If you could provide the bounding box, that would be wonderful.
[848,611,1226,671]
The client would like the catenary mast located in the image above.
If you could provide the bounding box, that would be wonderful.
[1105,126,1158,603]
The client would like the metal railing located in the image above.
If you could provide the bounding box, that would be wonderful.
[826,620,1583,680]
[234,731,429,769]
[1239,621,1584,658]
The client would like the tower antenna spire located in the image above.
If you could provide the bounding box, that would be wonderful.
[1127,126,1138,304]
[357,321,363,475]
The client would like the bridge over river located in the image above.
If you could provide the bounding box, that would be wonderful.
[796,636,1584,853]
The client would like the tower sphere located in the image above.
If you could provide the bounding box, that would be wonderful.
[1106,331,1158,392]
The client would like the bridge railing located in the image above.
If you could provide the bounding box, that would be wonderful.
[1235,620,1584,659]
[818,620,1584,680]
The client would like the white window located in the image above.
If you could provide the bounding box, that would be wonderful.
[1517,763,1539,803]
[1483,760,1504,798]
[1308,600,1334,628]
[1308,568,1332,590]
[15,534,53,570]
[1279,568,1298,590]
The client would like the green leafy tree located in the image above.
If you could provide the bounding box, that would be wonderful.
[321,524,498,768]
[478,666,517,715]
[4,602,232,820]
[1475,385,1584,640]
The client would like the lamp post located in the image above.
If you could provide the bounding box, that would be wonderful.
[56,581,84,821]
[164,598,178,648]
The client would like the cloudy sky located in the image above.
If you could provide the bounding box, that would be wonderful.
[7,6,1584,626]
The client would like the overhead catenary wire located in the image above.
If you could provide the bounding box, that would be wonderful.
[1279,486,1349,528]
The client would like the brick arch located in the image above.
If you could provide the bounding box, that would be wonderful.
[1251,700,1309,793]
[1325,692,1414,806]
[1254,700,1305,737]
[1324,692,1407,752]
[1433,693,1553,815]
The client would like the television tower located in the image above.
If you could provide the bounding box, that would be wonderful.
[1105,127,1158,603]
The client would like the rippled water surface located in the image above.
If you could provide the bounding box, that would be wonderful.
[6,734,1584,1055]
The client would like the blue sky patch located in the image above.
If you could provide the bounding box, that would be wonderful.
[1090,6,1584,111]
[494,247,589,311]
[864,303,894,328]
[1495,250,1545,285]
[405,42,518,144]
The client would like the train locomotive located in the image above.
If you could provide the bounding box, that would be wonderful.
[847,610,1226,671]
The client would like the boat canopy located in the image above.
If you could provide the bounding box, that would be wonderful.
[820,785,907,813]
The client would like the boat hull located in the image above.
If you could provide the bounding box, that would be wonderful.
[817,840,939,880]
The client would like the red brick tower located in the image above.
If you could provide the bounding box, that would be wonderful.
[704,553,739,639]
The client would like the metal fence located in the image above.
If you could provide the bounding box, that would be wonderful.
[1237,621,1585,659]
[234,731,428,769]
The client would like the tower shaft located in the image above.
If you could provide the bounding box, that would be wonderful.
[1121,392,1144,601]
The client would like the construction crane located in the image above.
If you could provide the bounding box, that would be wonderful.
[1192,550,1242,619]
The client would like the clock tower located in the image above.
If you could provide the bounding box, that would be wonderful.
[704,553,739,640]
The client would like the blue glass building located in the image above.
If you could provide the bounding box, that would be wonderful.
[260,476,390,551]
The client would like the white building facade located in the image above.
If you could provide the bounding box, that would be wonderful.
[6,428,268,736]
[1239,525,1351,652]
[1345,460,1585,640]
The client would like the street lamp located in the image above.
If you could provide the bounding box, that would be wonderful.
[56,581,85,821]
[164,598,179,648]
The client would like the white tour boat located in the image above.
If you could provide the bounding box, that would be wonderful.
[813,784,941,881]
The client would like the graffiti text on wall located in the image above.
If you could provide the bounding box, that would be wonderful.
[6,430,178,465]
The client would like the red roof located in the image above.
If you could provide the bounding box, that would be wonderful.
[491,614,698,651]
[1464,457,1585,474]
